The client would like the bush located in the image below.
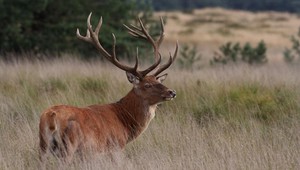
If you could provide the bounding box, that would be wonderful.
[211,41,268,65]
[211,42,240,64]
[283,27,300,63]
[177,44,202,71]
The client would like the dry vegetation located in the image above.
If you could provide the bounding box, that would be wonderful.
[0,58,299,169]
[1,8,300,169]
[156,8,300,62]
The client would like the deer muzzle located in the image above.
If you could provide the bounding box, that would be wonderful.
[163,89,176,101]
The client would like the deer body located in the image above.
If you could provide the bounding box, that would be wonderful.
[39,13,178,161]
[40,90,155,157]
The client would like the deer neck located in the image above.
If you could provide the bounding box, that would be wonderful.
[115,89,156,142]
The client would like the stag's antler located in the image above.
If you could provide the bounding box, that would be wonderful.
[77,13,177,78]
[76,13,161,79]
[124,17,178,76]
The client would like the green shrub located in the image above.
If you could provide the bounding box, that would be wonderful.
[211,42,240,64]
[283,28,300,63]
[241,41,267,64]
[211,41,267,65]
[177,44,202,71]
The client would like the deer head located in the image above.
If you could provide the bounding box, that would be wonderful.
[76,13,178,105]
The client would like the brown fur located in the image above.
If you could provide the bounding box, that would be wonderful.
[39,75,176,161]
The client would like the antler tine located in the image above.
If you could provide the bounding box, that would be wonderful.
[94,15,102,36]
[123,24,147,40]
[76,28,92,43]
[157,17,165,48]
[154,41,178,76]
[86,13,109,57]
[137,18,156,48]
[134,47,139,70]
[140,53,162,77]
[77,13,142,78]
[110,33,141,77]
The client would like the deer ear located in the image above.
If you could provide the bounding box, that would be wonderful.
[156,73,168,83]
[126,72,140,84]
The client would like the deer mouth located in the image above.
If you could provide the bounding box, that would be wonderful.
[162,91,176,101]
[164,97,174,101]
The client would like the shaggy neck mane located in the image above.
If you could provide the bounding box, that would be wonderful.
[114,89,156,142]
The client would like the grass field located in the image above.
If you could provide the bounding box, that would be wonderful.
[1,8,300,169]
[0,58,299,169]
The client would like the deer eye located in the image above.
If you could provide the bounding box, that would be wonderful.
[144,83,152,88]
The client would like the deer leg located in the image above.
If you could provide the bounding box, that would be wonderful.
[39,128,55,169]
[62,120,83,163]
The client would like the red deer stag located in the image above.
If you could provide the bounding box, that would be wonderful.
[39,13,178,162]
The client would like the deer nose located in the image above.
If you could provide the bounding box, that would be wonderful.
[168,89,176,98]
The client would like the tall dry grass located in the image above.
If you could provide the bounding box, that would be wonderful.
[0,57,299,169]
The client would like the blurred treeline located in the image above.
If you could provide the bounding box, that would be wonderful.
[152,0,300,13]
[1,0,300,60]
[0,0,155,59]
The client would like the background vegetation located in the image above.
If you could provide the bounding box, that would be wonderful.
[0,0,155,59]
[211,41,267,65]
[152,0,300,13]
[1,0,300,60]
[1,0,300,169]
[284,28,300,63]
[0,59,299,169]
